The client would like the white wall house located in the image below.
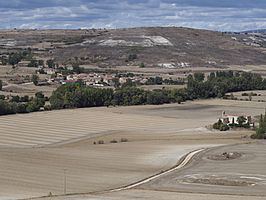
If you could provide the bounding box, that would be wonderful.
[221,111,252,125]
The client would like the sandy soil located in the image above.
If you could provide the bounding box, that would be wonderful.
[0,99,264,199]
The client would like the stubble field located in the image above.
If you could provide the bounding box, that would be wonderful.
[0,98,265,199]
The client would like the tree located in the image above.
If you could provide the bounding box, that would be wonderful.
[72,63,83,74]
[194,72,205,82]
[128,54,137,61]
[28,59,38,68]
[46,59,55,68]
[253,112,266,139]
[232,117,235,125]
[1,57,7,65]
[0,80,2,91]
[11,95,20,103]
[31,74,39,86]
[237,116,246,127]
[8,53,22,66]
[112,78,120,88]
[38,60,44,66]
[26,100,40,112]
[257,114,265,135]
[139,62,145,68]
[213,119,223,130]
[248,93,252,101]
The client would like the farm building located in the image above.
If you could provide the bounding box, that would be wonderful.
[221,111,253,125]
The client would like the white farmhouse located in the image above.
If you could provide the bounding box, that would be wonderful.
[221,111,252,125]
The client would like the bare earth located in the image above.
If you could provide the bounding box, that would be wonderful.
[0,99,265,199]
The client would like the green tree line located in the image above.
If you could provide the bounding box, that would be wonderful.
[0,92,45,115]
[1,71,266,116]
[187,71,265,99]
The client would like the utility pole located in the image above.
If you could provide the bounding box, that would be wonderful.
[63,169,67,195]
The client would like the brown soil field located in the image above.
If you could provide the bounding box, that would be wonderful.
[1,83,56,97]
[140,141,266,196]
[0,98,265,199]
[36,189,266,200]
[228,90,266,103]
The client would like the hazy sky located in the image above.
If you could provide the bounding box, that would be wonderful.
[0,0,265,31]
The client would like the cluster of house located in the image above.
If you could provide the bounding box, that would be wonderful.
[46,72,149,87]
[158,62,191,69]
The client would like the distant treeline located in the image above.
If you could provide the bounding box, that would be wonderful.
[49,71,266,109]
[0,92,45,116]
[1,71,266,116]
[49,83,187,109]
[187,71,265,99]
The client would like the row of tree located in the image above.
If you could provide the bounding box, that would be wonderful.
[145,77,185,85]
[49,83,186,109]
[187,71,265,99]
[0,92,46,115]
[49,71,266,110]
[0,49,32,66]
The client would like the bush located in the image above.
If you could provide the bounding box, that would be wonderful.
[139,62,145,68]
[220,124,230,131]
[16,103,28,113]
[213,119,223,130]
[213,119,230,131]
[110,139,118,143]
[120,138,128,142]
[98,140,104,144]
[44,105,52,111]
[251,133,266,139]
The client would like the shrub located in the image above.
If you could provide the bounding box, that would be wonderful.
[251,133,266,139]
[220,124,230,131]
[110,139,118,143]
[98,140,104,144]
[120,138,128,142]
[139,62,145,68]
[213,119,223,130]
[44,105,52,111]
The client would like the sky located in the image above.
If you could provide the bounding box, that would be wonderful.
[0,0,265,31]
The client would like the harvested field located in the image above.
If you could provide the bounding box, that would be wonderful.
[35,189,266,200]
[228,90,266,103]
[140,141,266,196]
[0,98,264,199]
